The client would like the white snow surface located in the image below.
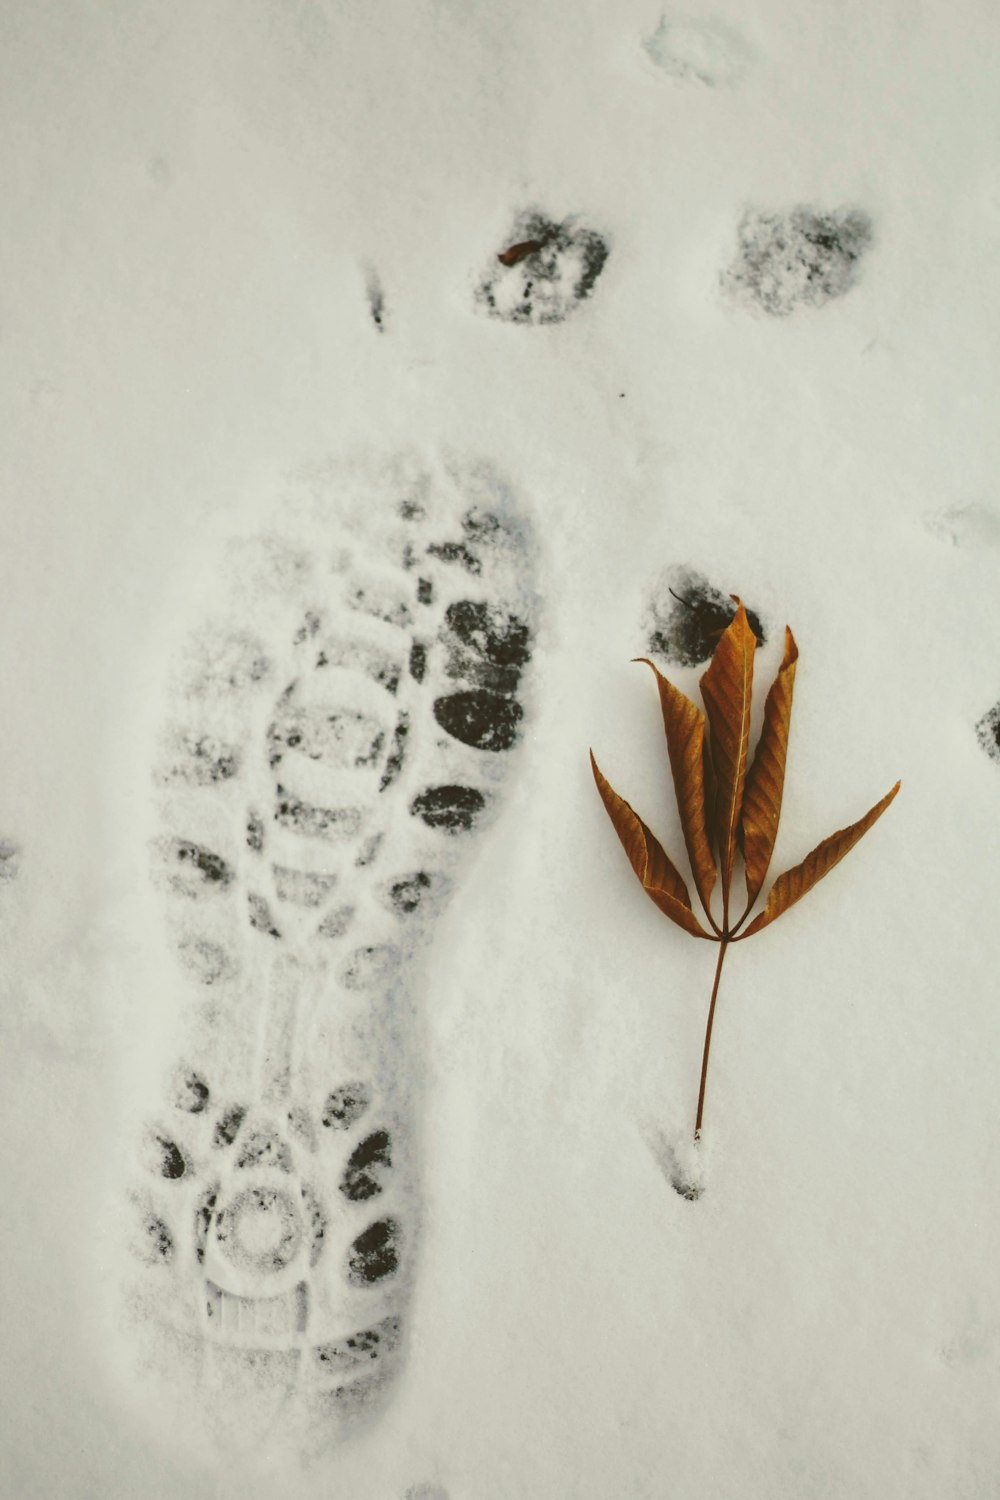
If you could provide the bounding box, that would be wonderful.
[2,2,1000,1496]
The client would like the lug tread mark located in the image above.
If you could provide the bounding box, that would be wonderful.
[322,1083,371,1130]
[272,866,338,908]
[385,870,433,916]
[340,1129,392,1201]
[274,789,363,842]
[427,540,481,576]
[348,1217,400,1285]
[155,1136,188,1180]
[168,840,233,892]
[411,785,486,833]
[194,1186,219,1263]
[378,714,409,792]
[313,1314,400,1374]
[213,1106,246,1149]
[248,892,281,938]
[432,689,522,752]
[317,904,354,939]
[143,1215,175,1263]
[176,1072,210,1113]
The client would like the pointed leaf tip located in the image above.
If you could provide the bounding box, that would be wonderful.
[590,751,712,939]
[741,779,900,938]
[741,626,799,908]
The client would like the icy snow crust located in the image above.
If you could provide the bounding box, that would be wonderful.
[2,2,1000,1497]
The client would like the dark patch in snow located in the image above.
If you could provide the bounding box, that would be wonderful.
[194,1186,218,1263]
[384,870,433,916]
[154,1135,188,1180]
[213,1105,247,1148]
[645,567,765,666]
[340,1129,393,1201]
[476,210,609,325]
[142,1214,175,1262]
[366,268,386,332]
[427,539,481,575]
[433,689,523,751]
[723,206,873,315]
[348,1217,400,1285]
[444,599,531,694]
[175,1071,210,1113]
[410,784,486,832]
[379,714,409,792]
[975,702,1000,763]
[166,839,234,895]
[322,1082,372,1130]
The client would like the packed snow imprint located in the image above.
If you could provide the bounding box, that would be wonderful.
[129,457,535,1446]
[641,13,751,87]
[475,210,610,326]
[644,566,765,667]
[722,206,873,316]
[924,503,1000,550]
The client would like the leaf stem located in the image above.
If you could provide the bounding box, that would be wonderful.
[699,892,724,938]
[728,897,755,938]
[694,938,729,1140]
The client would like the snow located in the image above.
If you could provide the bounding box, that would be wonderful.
[2,1,1000,1496]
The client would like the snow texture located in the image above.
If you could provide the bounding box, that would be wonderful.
[2,1,1000,1497]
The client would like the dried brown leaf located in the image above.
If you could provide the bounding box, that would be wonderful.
[741,780,901,938]
[636,659,718,922]
[740,627,799,907]
[498,238,546,267]
[590,752,712,939]
[699,600,757,906]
